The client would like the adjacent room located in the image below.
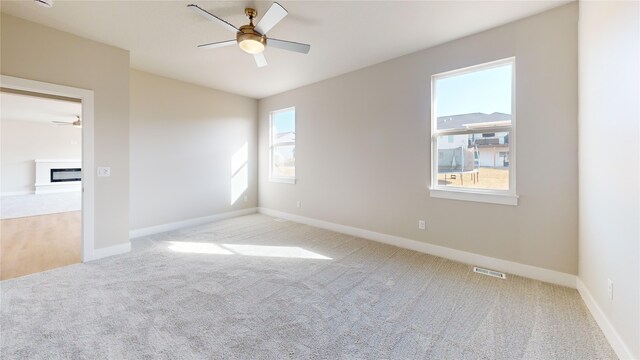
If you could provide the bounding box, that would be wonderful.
[0,89,83,280]
[0,1,638,359]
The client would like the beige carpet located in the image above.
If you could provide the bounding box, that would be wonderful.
[0,214,616,359]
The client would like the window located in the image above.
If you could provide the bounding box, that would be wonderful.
[430,58,517,205]
[269,107,296,184]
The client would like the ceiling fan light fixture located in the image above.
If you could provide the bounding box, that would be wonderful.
[190,3,310,67]
[237,32,266,54]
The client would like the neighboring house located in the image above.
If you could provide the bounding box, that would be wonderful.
[276,131,295,144]
[437,112,510,168]
[274,131,295,170]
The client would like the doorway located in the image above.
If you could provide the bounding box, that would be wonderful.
[0,76,95,279]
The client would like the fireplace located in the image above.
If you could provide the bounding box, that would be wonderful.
[35,160,82,194]
[51,168,82,183]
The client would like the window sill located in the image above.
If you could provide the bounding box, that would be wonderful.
[429,188,518,206]
[269,177,296,185]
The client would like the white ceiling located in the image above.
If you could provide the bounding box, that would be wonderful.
[0,1,570,99]
[0,92,81,124]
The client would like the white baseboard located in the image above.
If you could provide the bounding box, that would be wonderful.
[577,279,636,359]
[258,207,577,288]
[129,207,258,239]
[90,242,131,261]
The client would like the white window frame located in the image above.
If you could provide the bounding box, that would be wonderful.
[429,57,518,206]
[269,107,296,184]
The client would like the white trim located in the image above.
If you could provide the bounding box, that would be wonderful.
[577,279,636,360]
[1,191,34,197]
[429,188,519,206]
[91,242,131,261]
[1,75,95,264]
[129,207,258,239]
[257,207,576,288]
[269,177,296,184]
[430,57,517,204]
[433,57,517,80]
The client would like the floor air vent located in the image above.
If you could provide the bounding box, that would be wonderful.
[473,266,506,279]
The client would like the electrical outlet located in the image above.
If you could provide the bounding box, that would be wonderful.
[243,196,248,202]
[418,220,426,230]
[97,167,111,177]
[607,279,613,300]
[296,201,301,208]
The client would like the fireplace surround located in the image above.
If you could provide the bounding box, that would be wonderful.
[35,159,81,194]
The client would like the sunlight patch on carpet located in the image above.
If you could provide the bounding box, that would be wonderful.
[167,241,331,260]
[222,244,331,260]
[167,242,233,255]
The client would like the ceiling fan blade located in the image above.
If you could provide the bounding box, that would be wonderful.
[254,53,268,68]
[197,40,236,49]
[187,4,238,33]
[268,38,310,54]
[255,2,287,35]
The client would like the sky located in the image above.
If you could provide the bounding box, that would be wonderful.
[435,64,512,117]
[273,109,295,135]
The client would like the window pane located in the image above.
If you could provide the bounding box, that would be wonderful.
[272,110,295,144]
[270,108,295,180]
[272,145,295,178]
[436,132,509,190]
[435,64,512,131]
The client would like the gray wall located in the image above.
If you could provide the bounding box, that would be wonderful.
[1,120,81,195]
[129,70,258,231]
[1,14,130,251]
[258,4,578,274]
[578,1,640,357]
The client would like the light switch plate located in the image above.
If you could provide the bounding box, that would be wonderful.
[97,167,111,177]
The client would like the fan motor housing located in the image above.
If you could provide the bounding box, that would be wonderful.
[237,26,266,43]
[237,25,267,53]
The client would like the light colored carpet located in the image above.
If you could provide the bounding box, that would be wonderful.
[1,214,616,359]
[0,192,81,219]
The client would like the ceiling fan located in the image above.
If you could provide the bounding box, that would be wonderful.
[52,116,81,128]
[187,2,310,68]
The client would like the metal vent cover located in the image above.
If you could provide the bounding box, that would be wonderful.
[473,266,506,279]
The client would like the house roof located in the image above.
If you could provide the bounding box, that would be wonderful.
[276,132,295,143]
[476,143,509,149]
[437,112,511,130]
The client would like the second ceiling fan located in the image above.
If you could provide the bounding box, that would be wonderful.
[188,2,311,68]
[52,116,81,128]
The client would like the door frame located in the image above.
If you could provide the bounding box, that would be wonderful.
[1,75,95,261]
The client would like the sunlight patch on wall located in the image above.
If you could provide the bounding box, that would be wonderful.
[231,142,248,205]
